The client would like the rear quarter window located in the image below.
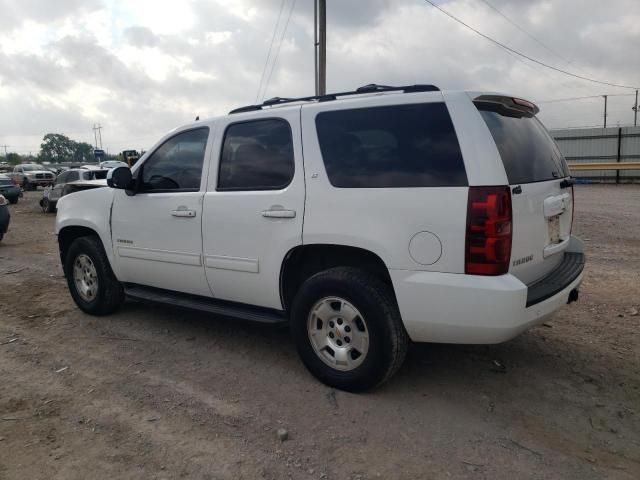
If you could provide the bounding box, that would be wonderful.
[477,103,570,184]
[315,103,467,188]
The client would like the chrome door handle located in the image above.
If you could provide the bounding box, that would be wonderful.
[171,209,196,218]
[261,209,296,218]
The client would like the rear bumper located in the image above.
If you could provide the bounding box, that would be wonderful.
[390,236,585,344]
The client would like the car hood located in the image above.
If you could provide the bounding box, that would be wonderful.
[67,179,108,187]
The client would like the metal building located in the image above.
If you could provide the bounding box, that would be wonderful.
[550,126,640,183]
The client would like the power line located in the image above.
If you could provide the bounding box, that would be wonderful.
[422,0,640,90]
[476,0,576,69]
[261,0,297,101]
[537,93,635,103]
[255,0,287,104]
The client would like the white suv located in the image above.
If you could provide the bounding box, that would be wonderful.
[55,84,584,391]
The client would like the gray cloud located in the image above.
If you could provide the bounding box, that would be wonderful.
[1,0,639,155]
[0,0,103,30]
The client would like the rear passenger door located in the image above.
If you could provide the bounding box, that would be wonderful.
[202,109,304,309]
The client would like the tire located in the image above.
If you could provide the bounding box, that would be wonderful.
[64,235,124,315]
[290,267,409,392]
[22,178,31,191]
[42,198,55,213]
[9,197,17,205]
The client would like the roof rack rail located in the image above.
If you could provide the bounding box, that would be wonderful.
[229,83,440,114]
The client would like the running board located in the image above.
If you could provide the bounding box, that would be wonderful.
[123,284,288,325]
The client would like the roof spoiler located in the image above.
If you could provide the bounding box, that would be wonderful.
[473,94,539,117]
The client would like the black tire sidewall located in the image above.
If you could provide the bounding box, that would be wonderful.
[291,269,398,391]
[64,236,122,315]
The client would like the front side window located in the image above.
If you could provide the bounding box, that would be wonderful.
[218,119,294,191]
[315,103,467,188]
[139,128,209,192]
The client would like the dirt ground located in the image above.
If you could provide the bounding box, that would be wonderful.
[0,185,638,480]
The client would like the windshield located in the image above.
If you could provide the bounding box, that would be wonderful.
[22,164,46,172]
[476,103,570,184]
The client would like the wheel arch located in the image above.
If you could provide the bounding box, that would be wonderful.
[57,225,115,278]
[280,244,396,311]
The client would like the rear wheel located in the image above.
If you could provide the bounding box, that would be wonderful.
[9,197,17,205]
[64,236,124,315]
[290,267,409,392]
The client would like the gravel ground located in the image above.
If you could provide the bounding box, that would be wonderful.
[0,186,639,480]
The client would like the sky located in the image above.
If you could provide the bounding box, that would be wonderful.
[0,0,639,156]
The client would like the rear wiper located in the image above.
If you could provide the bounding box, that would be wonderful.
[559,177,576,189]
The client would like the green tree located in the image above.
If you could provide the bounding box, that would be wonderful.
[71,141,95,162]
[40,133,74,163]
[6,152,22,165]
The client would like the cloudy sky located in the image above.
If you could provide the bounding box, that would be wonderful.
[1,0,639,156]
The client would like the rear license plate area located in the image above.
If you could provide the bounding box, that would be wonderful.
[548,215,561,244]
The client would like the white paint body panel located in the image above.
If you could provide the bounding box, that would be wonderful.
[393,235,583,343]
[55,186,120,276]
[201,108,305,309]
[300,92,468,274]
[109,124,215,297]
[56,89,583,346]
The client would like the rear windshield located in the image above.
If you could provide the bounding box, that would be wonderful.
[315,103,467,188]
[477,103,569,184]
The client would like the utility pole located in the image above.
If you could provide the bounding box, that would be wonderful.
[603,95,608,128]
[314,0,326,96]
[93,124,103,149]
[633,89,638,127]
[1,144,8,158]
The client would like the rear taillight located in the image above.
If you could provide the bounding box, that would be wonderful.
[465,186,512,275]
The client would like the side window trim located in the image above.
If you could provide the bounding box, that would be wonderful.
[137,126,210,194]
[216,117,295,192]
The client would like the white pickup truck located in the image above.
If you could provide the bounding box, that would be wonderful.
[55,85,585,391]
[9,163,55,190]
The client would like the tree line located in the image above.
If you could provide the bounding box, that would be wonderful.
[0,133,116,165]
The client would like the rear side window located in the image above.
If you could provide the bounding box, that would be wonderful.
[477,103,570,184]
[218,119,294,191]
[315,103,467,188]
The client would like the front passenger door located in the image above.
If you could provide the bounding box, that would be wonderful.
[111,127,213,297]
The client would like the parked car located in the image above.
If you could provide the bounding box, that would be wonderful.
[0,174,21,204]
[99,160,129,169]
[9,164,55,190]
[0,194,10,241]
[55,84,585,391]
[40,168,108,213]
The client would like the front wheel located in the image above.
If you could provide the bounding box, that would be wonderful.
[64,236,124,315]
[290,267,409,392]
[9,197,18,205]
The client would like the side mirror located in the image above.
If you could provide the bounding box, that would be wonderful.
[107,166,134,192]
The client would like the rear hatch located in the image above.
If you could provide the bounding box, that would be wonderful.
[475,96,573,284]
